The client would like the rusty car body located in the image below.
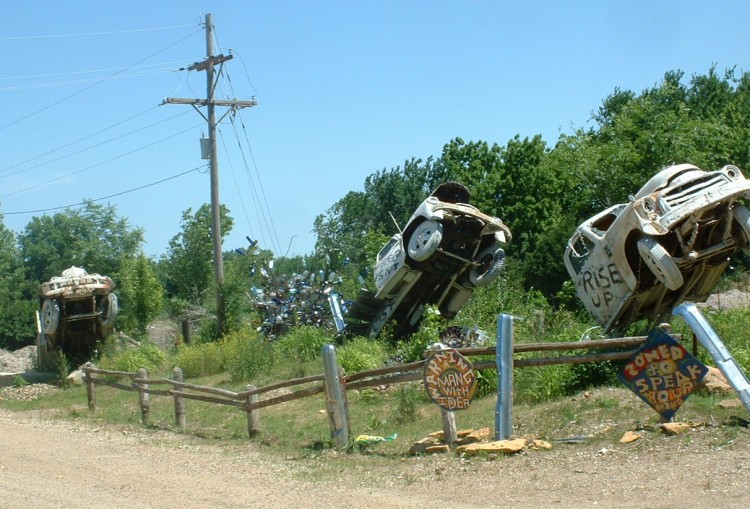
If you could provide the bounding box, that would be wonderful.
[37,266,118,367]
[347,182,511,339]
[564,163,750,334]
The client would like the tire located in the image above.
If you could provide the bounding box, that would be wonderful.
[637,237,684,291]
[41,299,61,335]
[470,246,506,287]
[407,219,443,262]
[733,204,750,245]
[100,293,118,334]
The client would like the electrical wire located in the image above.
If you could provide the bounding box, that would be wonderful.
[0,23,197,41]
[213,29,283,254]
[0,27,202,131]
[0,123,202,199]
[1,165,207,215]
[0,109,193,180]
[0,66,182,92]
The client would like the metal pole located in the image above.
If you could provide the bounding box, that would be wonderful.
[322,344,349,449]
[673,302,750,412]
[495,314,514,439]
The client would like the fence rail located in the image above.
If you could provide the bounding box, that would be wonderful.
[82,331,662,447]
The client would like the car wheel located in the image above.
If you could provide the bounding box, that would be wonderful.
[407,219,443,261]
[637,237,684,291]
[41,299,61,335]
[100,293,118,334]
[732,204,750,245]
[470,246,506,287]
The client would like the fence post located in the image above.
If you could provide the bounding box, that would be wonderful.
[172,367,186,428]
[441,409,457,444]
[495,314,514,439]
[137,367,150,424]
[181,318,193,345]
[322,344,349,450]
[84,362,96,411]
[245,384,260,438]
[337,365,351,438]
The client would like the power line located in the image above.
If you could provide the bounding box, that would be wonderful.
[0,123,202,199]
[0,61,188,82]
[1,165,206,215]
[0,66,182,92]
[0,23,197,41]
[0,109,193,180]
[0,27,202,131]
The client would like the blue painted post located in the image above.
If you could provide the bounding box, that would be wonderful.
[322,344,349,449]
[673,302,750,412]
[495,314,514,439]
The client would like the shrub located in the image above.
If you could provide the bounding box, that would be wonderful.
[172,341,224,378]
[336,338,388,374]
[99,342,167,373]
[221,328,276,381]
[276,326,330,363]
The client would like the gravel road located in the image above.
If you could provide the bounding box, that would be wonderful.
[2,404,750,509]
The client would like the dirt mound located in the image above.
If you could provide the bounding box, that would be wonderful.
[0,346,36,374]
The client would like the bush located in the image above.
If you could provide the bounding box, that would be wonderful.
[221,328,276,381]
[99,342,167,373]
[172,341,224,378]
[336,338,388,374]
[275,326,331,363]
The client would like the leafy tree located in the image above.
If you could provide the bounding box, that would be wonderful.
[18,201,143,284]
[161,203,233,304]
[0,216,36,349]
[118,253,164,337]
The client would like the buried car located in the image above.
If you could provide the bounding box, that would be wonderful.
[37,266,118,367]
[564,163,750,334]
[347,182,511,339]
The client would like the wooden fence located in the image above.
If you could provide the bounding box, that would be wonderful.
[82,334,659,446]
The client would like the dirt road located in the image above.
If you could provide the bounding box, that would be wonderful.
[2,407,750,509]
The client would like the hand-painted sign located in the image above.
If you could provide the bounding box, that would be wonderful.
[423,349,477,411]
[618,327,708,421]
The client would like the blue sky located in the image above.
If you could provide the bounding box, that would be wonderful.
[2,1,749,258]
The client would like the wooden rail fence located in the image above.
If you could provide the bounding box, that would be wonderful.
[82,334,661,445]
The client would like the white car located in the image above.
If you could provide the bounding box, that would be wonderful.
[348,182,511,339]
[564,163,750,334]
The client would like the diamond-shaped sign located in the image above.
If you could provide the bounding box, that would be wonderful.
[618,327,708,421]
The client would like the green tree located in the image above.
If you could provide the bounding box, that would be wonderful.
[18,201,143,284]
[161,203,233,304]
[118,253,164,337]
[0,216,36,349]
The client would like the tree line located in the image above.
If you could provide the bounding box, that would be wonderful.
[1,66,749,350]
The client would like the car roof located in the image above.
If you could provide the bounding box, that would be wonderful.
[633,163,701,200]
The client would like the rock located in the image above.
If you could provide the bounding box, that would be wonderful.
[454,427,491,445]
[660,422,691,435]
[716,399,742,409]
[699,367,733,395]
[425,445,451,454]
[529,439,552,450]
[67,369,85,386]
[620,431,642,444]
[456,438,527,456]
[408,436,442,455]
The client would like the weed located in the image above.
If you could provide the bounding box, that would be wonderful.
[336,338,387,374]
[12,375,28,388]
[391,384,423,424]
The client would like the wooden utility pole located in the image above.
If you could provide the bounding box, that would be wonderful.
[163,13,256,335]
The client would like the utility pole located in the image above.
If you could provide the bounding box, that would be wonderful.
[163,13,256,335]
